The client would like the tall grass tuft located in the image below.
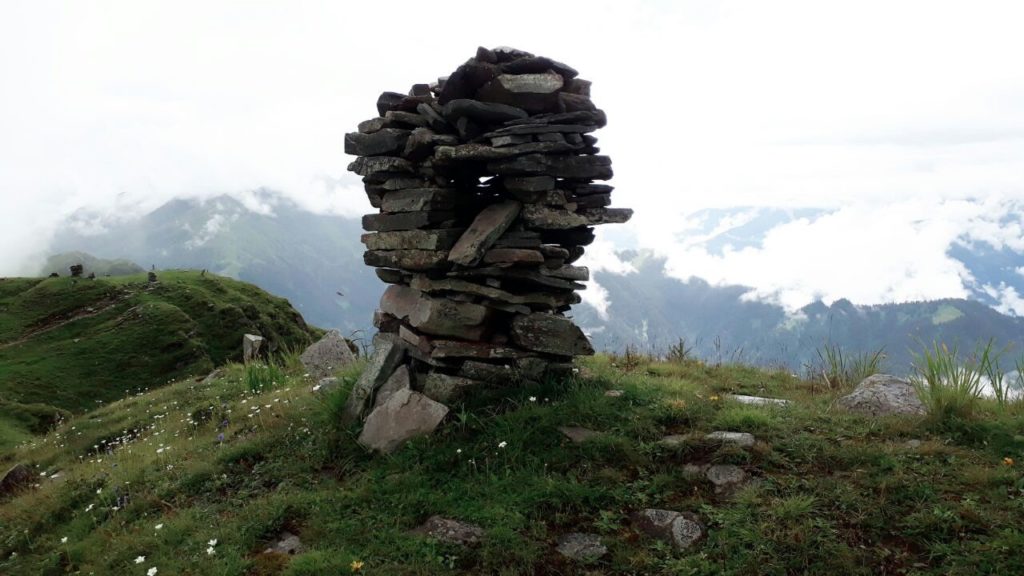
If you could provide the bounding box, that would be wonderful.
[812,344,885,391]
[666,337,694,364]
[977,339,1011,408]
[244,361,286,394]
[911,341,988,422]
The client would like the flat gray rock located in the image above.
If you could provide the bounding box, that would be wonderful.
[442,98,528,123]
[556,532,607,561]
[300,330,356,379]
[422,372,482,403]
[836,374,925,416]
[343,128,410,157]
[341,334,406,424]
[705,431,756,449]
[200,368,223,386]
[358,388,449,453]
[681,463,707,478]
[412,516,484,546]
[706,464,746,493]
[657,434,688,448]
[729,394,790,407]
[263,531,303,556]
[510,313,594,356]
[632,509,705,550]
[448,201,521,266]
[372,365,411,409]
[558,426,604,443]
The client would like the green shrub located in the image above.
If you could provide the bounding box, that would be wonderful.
[666,337,693,364]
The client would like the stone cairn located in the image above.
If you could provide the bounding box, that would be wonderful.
[341,47,631,447]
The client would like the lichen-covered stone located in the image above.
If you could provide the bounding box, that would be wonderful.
[837,374,925,416]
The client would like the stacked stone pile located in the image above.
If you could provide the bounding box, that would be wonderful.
[342,47,632,444]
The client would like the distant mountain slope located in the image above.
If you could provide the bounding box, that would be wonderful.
[47,192,1024,374]
[575,254,1024,373]
[51,191,378,337]
[0,271,318,451]
[40,251,144,277]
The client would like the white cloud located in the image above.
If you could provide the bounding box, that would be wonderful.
[1,0,1023,318]
[185,213,237,249]
[655,197,1019,310]
[981,283,1024,316]
[578,240,638,320]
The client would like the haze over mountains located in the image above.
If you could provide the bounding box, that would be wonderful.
[40,191,1024,374]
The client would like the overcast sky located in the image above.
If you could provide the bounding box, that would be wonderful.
[2,0,1024,311]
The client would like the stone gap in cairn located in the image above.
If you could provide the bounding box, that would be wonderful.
[343,47,632,450]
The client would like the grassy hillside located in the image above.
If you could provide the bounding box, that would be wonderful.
[2,356,1022,575]
[40,251,145,277]
[0,271,319,452]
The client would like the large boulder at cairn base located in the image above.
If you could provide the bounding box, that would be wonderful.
[837,374,925,416]
[299,330,356,378]
[358,388,449,453]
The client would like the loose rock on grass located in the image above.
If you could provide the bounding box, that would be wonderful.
[632,509,705,551]
[412,516,484,546]
[556,532,608,561]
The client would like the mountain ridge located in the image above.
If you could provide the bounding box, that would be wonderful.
[44,192,1024,373]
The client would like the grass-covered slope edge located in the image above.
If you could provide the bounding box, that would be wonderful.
[2,356,1023,575]
[0,271,319,451]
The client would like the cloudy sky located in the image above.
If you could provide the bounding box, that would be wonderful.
[2,0,1023,311]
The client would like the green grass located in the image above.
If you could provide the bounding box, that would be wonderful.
[0,271,319,453]
[2,355,1022,575]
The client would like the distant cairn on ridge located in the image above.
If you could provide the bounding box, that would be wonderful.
[342,47,632,444]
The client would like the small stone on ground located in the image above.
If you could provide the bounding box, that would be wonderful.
[729,394,790,406]
[263,532,303,555]
[412,516,484,546]
[706,464,746,492]
[632,508,705,550]
[558,426,604,443]
[705,431,756,449]
[556,532,607,561]
[657,434,688,448]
